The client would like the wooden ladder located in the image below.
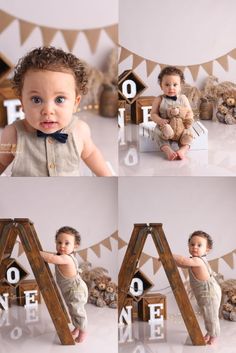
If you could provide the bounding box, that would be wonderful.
[118,223,205,346]
[0,218,75,345]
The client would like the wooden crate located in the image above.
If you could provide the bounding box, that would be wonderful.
[138,293,167,321]
[131,96,155,124]
[0,258,29,288]
[0,79,18,127]
[17,279,41,306]
[118,70,147,105]
[129,268,153,302]
[0,282,15,307]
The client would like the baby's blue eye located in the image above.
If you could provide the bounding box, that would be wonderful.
[31,96,42,104]
[55,96,65,104]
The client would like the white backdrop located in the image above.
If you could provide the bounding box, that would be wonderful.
[0,177,118,281]
[0,0,118,70]
[119,0,236,95]
[118,177,236,305]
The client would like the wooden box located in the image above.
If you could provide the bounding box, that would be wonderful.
[17,279,41,306]
[131,96,155,124]
[138,293,167,321]
[118,70,147,104]
[129,268,153,302]
[0,283,15,307]
[0,258,29,288]
[0,79,17,127]
[0,53,13,84]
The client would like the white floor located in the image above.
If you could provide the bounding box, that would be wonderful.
[119,120,236,176]
[0,110,118,176]
[0,302,118,353]
[119,317,236,353]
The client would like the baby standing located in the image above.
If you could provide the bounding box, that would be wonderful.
[40,226,88,343]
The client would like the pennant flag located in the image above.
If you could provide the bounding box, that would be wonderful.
[201,61,213,76]
[84,28,101,53]
[19,19,36,45]
[91,244,101,258]
[229,48,236,60]
[40,26,57,46]
[217,55,229,71]
[104,24,118,44]
[0,10,14,33]
[209,258,219,273]
[118,237,127,250]
[119,47,132,63]
[111,231,118,240]
[188,65,200,81]
[139,253,150,267]
[146,60,157,77]
[61,30,78,52]
[78,249,87,262]
[102,237,112,251]
[132,54,144,70]
[152,257,161,275]
[222,252,234,269]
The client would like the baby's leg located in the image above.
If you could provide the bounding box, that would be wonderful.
[161,145,178,161]
[71,327,80,337]
[176,145,189,160]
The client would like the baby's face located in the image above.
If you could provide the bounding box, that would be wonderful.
[188,235,209,258]
[21,69,80,133]
[160,74,181,97]
[56,232,76,255]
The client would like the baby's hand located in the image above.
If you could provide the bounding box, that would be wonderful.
[158,118,169,127]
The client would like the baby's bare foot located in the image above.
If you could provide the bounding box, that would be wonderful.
[176,145,189,160]
[71,327,80,337]
[161,146,178,161]
[75,331,87,343]
[208,336,217,345]
[204,333,210,343]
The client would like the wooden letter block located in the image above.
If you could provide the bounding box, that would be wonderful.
[0,258,29,288]
[17,279,41,306]
[118,70,147,105]
[0,283,15,307]
[131,96,155,124]
[138,293,167,321]
[129,268,153,302]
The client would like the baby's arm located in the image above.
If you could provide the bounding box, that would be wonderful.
[0,125,17,174]
[40,251,72,265]
[173,254,203,268]
[78,121,112,176]
[151,96,169,127]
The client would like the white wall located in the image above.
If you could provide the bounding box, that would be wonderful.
[0,177,118,281]
[0,0,118,70]
[118,177,236,310]
[119,0,236,96]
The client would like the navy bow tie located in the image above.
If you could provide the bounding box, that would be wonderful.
[37,130,68,143]
[165,95,177,101]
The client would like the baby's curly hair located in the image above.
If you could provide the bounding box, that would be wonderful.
[12,46,88,97]
[158,66,185,84]
[188,230,213,249]
[55,226,81,246]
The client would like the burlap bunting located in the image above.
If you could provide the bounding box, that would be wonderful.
[119,45,236,81]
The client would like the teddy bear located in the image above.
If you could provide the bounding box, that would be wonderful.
[221,288,236,321]
[104,281,118,309]
[88,287,106,307]
[160,105,194,145]
[216,91,236,124]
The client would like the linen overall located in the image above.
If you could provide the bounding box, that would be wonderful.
[189,256,222,337]
[55,253,88,330]
[11,115,81,176]
[154,94,192,148]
